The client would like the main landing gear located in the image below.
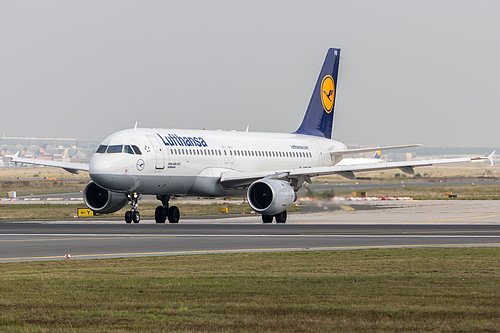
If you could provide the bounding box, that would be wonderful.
[124,193,180,224]
[262,210,287,224]
[154,195,180,224]
[125,193,141,223]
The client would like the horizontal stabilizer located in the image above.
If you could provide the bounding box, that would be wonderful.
[331,144,423,157]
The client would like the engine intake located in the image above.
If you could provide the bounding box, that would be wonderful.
[247,179,296,216]
[83,182,128,214]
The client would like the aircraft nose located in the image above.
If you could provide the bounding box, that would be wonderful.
[89,154,121,189]
[89,154,138,192]
[89,154,115,175]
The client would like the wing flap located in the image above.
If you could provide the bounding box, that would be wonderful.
[289,155,492,178]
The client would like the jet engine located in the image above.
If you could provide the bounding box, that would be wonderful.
[83,182,128,214]
[247,179,296,216]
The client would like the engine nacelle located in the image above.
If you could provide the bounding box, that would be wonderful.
[247,179,296,216]
[83,181,128,214]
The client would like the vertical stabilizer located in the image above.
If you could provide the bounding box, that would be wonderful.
[293,48,340,139]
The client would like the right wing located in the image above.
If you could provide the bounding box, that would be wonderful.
[11,152,89,174]
[220,152,495,188]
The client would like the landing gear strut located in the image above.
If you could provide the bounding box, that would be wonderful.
[125,193,141,223]
[155,195,180,223]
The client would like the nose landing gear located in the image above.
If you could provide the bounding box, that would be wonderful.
[125,193,141,223]
[155,195,180,223]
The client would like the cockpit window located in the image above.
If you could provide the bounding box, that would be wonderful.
[96,145,107,153]
[96,144,141,154]
[124,145,134,154]
[131,145,142,155]
[106,145,123,153]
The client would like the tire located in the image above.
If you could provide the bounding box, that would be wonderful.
[132,210,141,223]
[262,214,273,223]
[275,210,287,223]
[155,206,167,223]
[167,206,180,223]
[125,211,132,223]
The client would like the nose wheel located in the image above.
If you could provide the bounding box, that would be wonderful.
[155,195,180,223]
[125,193,141,223]
[125,210,140,223]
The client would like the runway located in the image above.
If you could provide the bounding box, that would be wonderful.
[0,201,499,262]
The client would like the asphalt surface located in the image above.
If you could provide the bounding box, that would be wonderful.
[0,200,499,262]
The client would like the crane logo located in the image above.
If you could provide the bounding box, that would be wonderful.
[321,75,335,113]
[136,159,145,171]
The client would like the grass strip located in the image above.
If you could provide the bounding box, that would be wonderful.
[0,248,498,332]
[0,202,301,220]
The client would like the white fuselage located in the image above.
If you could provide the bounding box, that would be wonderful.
[89,128,347,197]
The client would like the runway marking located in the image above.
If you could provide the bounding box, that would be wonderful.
[0,236,174,242]
[1,234,500,242]
[301,230,500,236]
[422,214,500,223]
[1,243,500,261]
[298,214,500,224]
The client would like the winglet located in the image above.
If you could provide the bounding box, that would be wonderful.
[488,151,495,166]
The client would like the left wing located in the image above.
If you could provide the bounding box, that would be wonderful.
[11,152,89,174]
[220,152,495,188]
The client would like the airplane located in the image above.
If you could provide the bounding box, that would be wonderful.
[19,147,28,157]
[36,144,48,156]
[12,48,495,224]
[337,150,384,165]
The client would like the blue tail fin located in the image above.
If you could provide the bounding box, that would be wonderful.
[293,48,340,139]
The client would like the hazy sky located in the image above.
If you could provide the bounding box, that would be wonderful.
[1,1,499,148]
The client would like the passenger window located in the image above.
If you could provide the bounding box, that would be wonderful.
[96,145,107,153]
[107,145,123,153]
[131,145,142,155]
[124,145,135,154]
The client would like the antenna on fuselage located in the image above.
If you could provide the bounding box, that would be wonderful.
[134,121,138,129]
[245,125,249,132]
